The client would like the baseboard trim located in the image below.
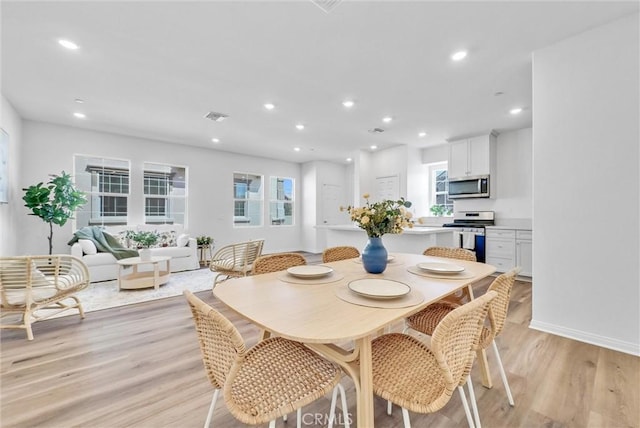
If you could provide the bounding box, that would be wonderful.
[529,319,640,356]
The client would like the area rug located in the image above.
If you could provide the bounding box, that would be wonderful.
[57,268,214,316]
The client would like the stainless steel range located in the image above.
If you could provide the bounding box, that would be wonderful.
[442,211,495,263]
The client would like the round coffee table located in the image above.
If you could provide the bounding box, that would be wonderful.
[116,256,171,290]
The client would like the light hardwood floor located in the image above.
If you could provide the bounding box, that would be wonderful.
[1,266,638,427]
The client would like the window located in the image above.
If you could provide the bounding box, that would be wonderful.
[143,163,187,225]
[74,156,130,227]
[428,162,453,216]
[269,176,294,225]
[233,172,263,226]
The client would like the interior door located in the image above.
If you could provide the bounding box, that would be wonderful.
[321,184,341,225]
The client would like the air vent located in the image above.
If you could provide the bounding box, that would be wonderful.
[310,0,343,13]
[204,111,229,122]
[368,128,385,134]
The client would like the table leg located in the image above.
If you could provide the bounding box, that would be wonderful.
[355,336,375,428]
[154,263,159,290]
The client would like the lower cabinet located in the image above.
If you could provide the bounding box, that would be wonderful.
[486,228,532,277]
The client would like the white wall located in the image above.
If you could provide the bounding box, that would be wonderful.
[532,13,639,355]
[421,128,533,222]
[17,121,303,255]
[0,95,22,256]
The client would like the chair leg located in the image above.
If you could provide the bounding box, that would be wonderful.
[387,400,393,415]
[23,311,34,341]
[268,420,276,428]
[297,407,302,428]
[457,385,476,428]
[328,384,350,428]
[492,340,515,406]
[401,407,411,428]
[204,389,219,428]
[466,376,481,428]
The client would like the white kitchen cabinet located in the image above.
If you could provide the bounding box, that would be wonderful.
[486,228,532,277]
[448,133,496,178]
[515,230,533,277]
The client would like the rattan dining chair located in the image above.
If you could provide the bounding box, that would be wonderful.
[322,246,360,263]
[184,290,349,428]
[0,255,90,340]
[405,268,521,427]
[423,246,477,261]
[373,291,497,428]
[210,239,264,289]
[252,252,306,275]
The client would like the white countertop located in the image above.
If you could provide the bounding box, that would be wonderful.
[486,218,532,230]
[324,224,451,235]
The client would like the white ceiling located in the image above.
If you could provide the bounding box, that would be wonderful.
[2,1,638,163]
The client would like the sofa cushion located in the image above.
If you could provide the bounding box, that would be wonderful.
[78,239,98,255]
[177,233,190,247]
[150,246,192,258]
[83,252,118,267]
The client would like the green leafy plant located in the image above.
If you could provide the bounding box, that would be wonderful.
[126,230,160,248]
[196,235,213,246]
[342,193,413,238]
[22,171,87,254]
[430,204,453,217]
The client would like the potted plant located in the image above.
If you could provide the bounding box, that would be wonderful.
[23,171,87,255]
[196,236,213,247]
[126,230,160,261]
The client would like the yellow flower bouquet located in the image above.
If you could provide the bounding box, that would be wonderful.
[342,194,413,238]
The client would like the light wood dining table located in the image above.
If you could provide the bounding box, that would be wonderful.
[213,252,496,427]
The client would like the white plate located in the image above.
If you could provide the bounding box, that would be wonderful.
[348,278,411,300]
[417,262,465,274]
[286,265,333,278]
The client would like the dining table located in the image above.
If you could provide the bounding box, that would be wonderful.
[213,252,497,427]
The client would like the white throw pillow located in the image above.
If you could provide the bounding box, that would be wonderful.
[177,233,190,247]
[78,239,98,255]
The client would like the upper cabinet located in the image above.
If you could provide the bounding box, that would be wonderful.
[448,132,497,178]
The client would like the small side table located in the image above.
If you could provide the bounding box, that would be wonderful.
[116,256,171,290]
[198,244,212,266]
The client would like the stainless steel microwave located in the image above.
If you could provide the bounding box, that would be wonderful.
[448,175,490,199]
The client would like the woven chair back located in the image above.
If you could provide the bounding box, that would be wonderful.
[485,267,521,339]
[184,290,246,390]
[322,246,360,263]
[0,255,89,307]
[252,253,306,275]
[423,246,477,262]
[430,290,496,390]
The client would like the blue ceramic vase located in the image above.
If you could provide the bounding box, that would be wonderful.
[361,237,388,274]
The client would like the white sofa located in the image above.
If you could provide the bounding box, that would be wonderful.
[70,224,200,282]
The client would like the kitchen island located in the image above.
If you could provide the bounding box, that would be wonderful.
[324,225,454,254]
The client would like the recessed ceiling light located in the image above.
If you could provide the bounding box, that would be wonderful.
[510,107,523,115]
[74,98,84,104]
[370,145,378,150]
[382,116,393,123]
[73,112,86,119]
[418,132,427,138]
[264,103,275,110]
[342,100,355,108]
[346,158,352,162]
[294,147,301,152]
[451,50,467,61]
[211,138,220,143]
[58,39,79,50]
[296,124,305,130]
